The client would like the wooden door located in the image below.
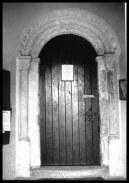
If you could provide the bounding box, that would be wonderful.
[39,58,100,166]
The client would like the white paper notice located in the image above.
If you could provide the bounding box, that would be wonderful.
[62,65,73,81]
[3,110,11,131]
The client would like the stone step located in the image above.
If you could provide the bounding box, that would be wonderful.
[30,166,109,180]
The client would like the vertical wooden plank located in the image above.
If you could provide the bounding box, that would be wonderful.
[91,62,100,165]
[65,81,72,165]
[39,66,47,165]
[59,64,66,165]
[84,63,93,165]
[45,64,53,165]
[52,62,59,164]
[78,64,86,164]
[72,65,79,165]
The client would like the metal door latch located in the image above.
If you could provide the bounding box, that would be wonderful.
[82,95,95,98]
[84,111,96,122]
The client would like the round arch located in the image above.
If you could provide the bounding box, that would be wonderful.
[16,8,121,178]
[17,8,121,58]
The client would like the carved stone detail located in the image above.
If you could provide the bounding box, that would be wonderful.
[97,54,119,139]
[16,8,121,57]
[96,56,108,100]
[104,54,116,71]
[96,56,110,166]
[104,54,120,138]
[19,56,31,70]
[31,58,40,64]
[30,25,104,58]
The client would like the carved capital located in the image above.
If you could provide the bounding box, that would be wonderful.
[30,58,40,73]
[19,56,31,70]
[31,58,40,64]
[96,56,106,71]
[104,54,119,72]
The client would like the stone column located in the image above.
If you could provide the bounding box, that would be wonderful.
[96,56,109,166]
[28,58,41,168]
[16,56,31,178]
[104,53,120,139]
[104,54,122,176]
[19,56,31,140]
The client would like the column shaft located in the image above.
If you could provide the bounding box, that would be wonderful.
[19,56,31,140]
[28,58,41,167]
[96,56,109,166]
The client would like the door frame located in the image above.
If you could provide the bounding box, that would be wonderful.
[15,9,121,177]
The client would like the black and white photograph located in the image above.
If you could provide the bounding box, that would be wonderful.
[2,2,127,181]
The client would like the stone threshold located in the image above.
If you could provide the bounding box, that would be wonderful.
[29,166,109,180]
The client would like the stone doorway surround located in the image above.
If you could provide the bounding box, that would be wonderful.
[16,8,121,178]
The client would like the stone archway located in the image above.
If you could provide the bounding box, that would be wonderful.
[15,8,121,178]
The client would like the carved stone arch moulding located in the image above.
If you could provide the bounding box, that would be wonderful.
[16,8,121,58]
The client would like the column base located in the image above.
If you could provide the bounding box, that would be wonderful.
[109,138,123,177]
[16,140,30,178]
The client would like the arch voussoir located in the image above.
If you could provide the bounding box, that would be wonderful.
[30,25,105,58]
[17,9,120,57]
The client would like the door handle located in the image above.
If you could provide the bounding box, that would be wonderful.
[82,95,95,98]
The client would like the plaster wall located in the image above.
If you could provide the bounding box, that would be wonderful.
[2,62,16,180]
[3,3,126,179]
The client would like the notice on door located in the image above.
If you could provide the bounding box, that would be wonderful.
[2,110,11,132]
[62,65,74,81]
